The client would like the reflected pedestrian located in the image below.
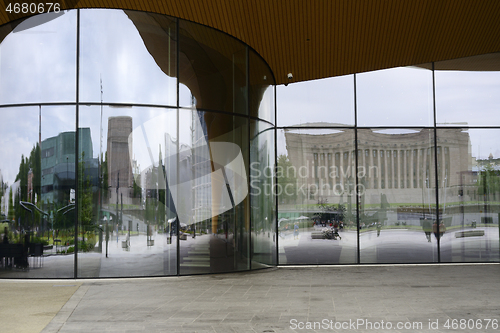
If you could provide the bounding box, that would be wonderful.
[422,218,432,242]
[433,221,439,240]
[439,221,446,238]
[294,222,299,240]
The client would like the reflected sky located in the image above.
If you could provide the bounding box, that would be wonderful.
[79,9,177,105]
[0,10,76,104]
[435,70,500,126]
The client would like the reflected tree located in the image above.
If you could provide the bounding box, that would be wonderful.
[477,164,500,201]
[8,188,14,222]
[317,197,345,223]
[78,152,97,250]
[277,154,297,204]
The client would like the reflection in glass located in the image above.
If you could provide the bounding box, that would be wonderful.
[277,128,357,264]
[358,129,438,264]
[250,121,276,266]
[356,66,433,127]
[435,53,500,126]
[177,111,250,274]
[277,75,354,127]
[77,106,178,277]
[250,50,276,122]
[80,10,177,105]
[0,12,77,104]
[0,106,76,278]
[178,20,247,114]
[438,129,500,262]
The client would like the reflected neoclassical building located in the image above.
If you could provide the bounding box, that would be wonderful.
[284,127,472,208]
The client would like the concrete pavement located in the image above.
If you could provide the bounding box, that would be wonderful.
[1,263,499,333]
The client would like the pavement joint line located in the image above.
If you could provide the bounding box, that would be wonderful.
[278,262,500,268]
[40,284,90,333]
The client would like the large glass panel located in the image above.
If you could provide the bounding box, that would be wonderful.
[277,75,354,127]
[438,128,500,262]
[77,105,178,277]
[178,20,247,114]
[356,66,433,127]
[79,10,177,106]
[277,128,357,264]
[177,111,250,274]
[435,53,500,127]
[0,105,76,277]
[0,12,77,104]
[250,121,276,267]
[358,128,438,263]
[249,50,275,122]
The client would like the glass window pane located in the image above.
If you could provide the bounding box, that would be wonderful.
[79,10,177,106]
[277,75,354,127]
[438,128,500,262]
[435,53,500,126]
[175,111,250,274]
[0,12,77,104]
[277,128,357,264]
[249,50,275,122]
[356,66,433,127]
[178,20,247,114]
[250,121,276,267]
[0,105,76,277]
[77,105,178,277]
[358,128,438,263]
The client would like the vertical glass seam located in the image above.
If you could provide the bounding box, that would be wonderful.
[74,9,80,279]
[246,45,252,270]
[176,17,180,276]
[275,85,279,266]
[354,73,360,264]
[432,62,441,263]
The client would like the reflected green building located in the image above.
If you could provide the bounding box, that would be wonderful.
[41,128,95,205]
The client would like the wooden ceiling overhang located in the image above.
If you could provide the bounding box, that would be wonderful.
[1,0,500,85]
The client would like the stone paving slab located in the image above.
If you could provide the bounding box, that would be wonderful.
[0,281,81,333]
[2,264,500,332]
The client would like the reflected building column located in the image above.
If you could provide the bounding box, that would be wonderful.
[400,149,405,189]
[381,149,386,189]
[411,149,415,189]
[417,148,421,188]
[339,149,344,186]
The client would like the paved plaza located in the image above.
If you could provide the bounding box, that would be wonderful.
[0,263,499,333]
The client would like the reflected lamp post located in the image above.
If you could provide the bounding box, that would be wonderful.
[116,172,119,232]
[347,177,353,224]
[20,201,48,242]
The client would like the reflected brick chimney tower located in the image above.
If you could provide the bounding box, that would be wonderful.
[107,116,133,205]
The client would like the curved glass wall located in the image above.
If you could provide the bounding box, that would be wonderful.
[0,9,275,278]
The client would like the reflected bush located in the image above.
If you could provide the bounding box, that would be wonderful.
[31,236,49,246]
[78,241,94,252]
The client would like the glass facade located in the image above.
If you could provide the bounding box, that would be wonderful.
[0,9,275,278]
[0,9,499,278]
[276,57,500,266]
